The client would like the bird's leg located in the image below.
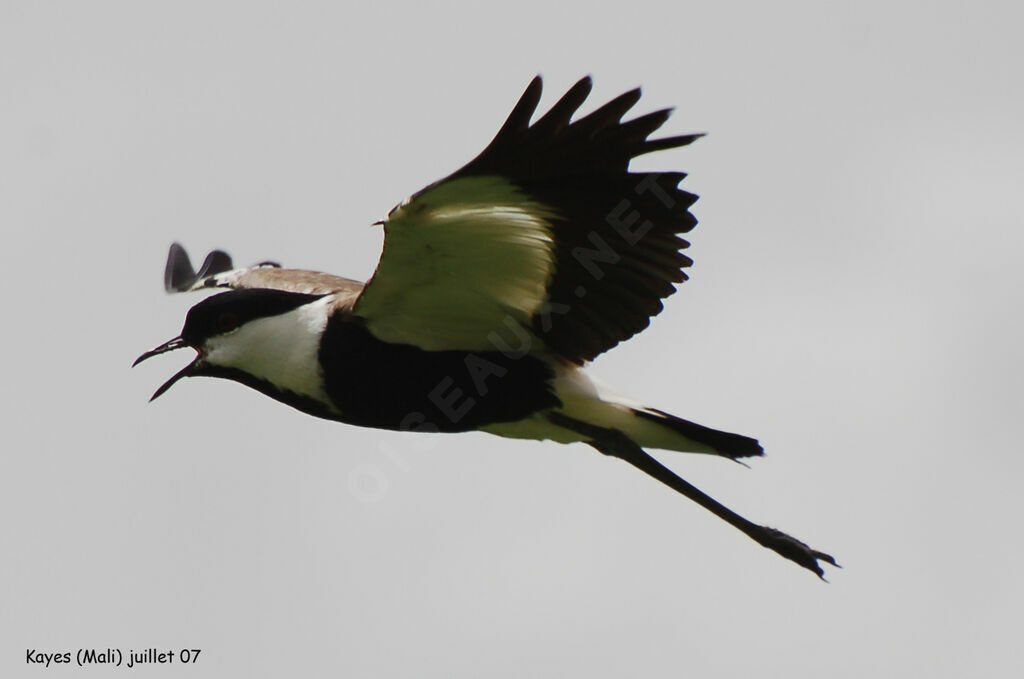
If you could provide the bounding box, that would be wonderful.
[547,413,839,579]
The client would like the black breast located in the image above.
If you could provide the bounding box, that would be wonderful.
[319,317,561,433]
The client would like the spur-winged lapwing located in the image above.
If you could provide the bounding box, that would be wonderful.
[135,76,837,578]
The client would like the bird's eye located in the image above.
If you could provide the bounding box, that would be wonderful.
[217,312,240,333]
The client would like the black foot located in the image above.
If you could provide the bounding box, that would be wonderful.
[752,526,839,580]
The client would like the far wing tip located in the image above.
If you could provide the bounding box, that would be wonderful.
[163,243,234,293]
[164,242,196,292]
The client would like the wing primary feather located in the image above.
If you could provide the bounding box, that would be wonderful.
[196,249,234,279]
[491,76,544,141]
[642,133,706,155]
[163,243,235,292]
[164,242,197,292]
[529,76,594,135]
[611,108,674,145]
[574,87,643,134]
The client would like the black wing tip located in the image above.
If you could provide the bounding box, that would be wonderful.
[566,74,595,98]
[164,242,196,292]
[499,76,546,137]
[475,75,698,179]
[547,74,594,93]
[508,75,621,137]
[530,76,596,134]
[163,243,234,293]
[643,133,705,154]
[197,249,233,278]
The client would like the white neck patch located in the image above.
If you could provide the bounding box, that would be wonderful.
[202,296,333,405]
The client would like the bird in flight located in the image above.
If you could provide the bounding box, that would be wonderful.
[135,76,837,578]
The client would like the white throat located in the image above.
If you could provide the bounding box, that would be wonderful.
[202,297,333,404]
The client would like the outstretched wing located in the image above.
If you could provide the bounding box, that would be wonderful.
[161,242,364,297]
[353,76,702,364]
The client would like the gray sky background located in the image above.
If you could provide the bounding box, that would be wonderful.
[3,1,1022,676]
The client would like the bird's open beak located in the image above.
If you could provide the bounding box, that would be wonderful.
[133,337,188,367]
[133,337,199,402]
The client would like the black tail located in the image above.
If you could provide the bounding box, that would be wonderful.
[632,408,764,460]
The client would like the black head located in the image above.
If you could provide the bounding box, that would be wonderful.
[179,288,325,348]
[134,288,326,400]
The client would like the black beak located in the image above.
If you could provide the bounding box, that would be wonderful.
[133,337,199,402]
[147,360,199,402]
[133,337,188,367]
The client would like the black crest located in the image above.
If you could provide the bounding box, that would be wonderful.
[180,289,324,346]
